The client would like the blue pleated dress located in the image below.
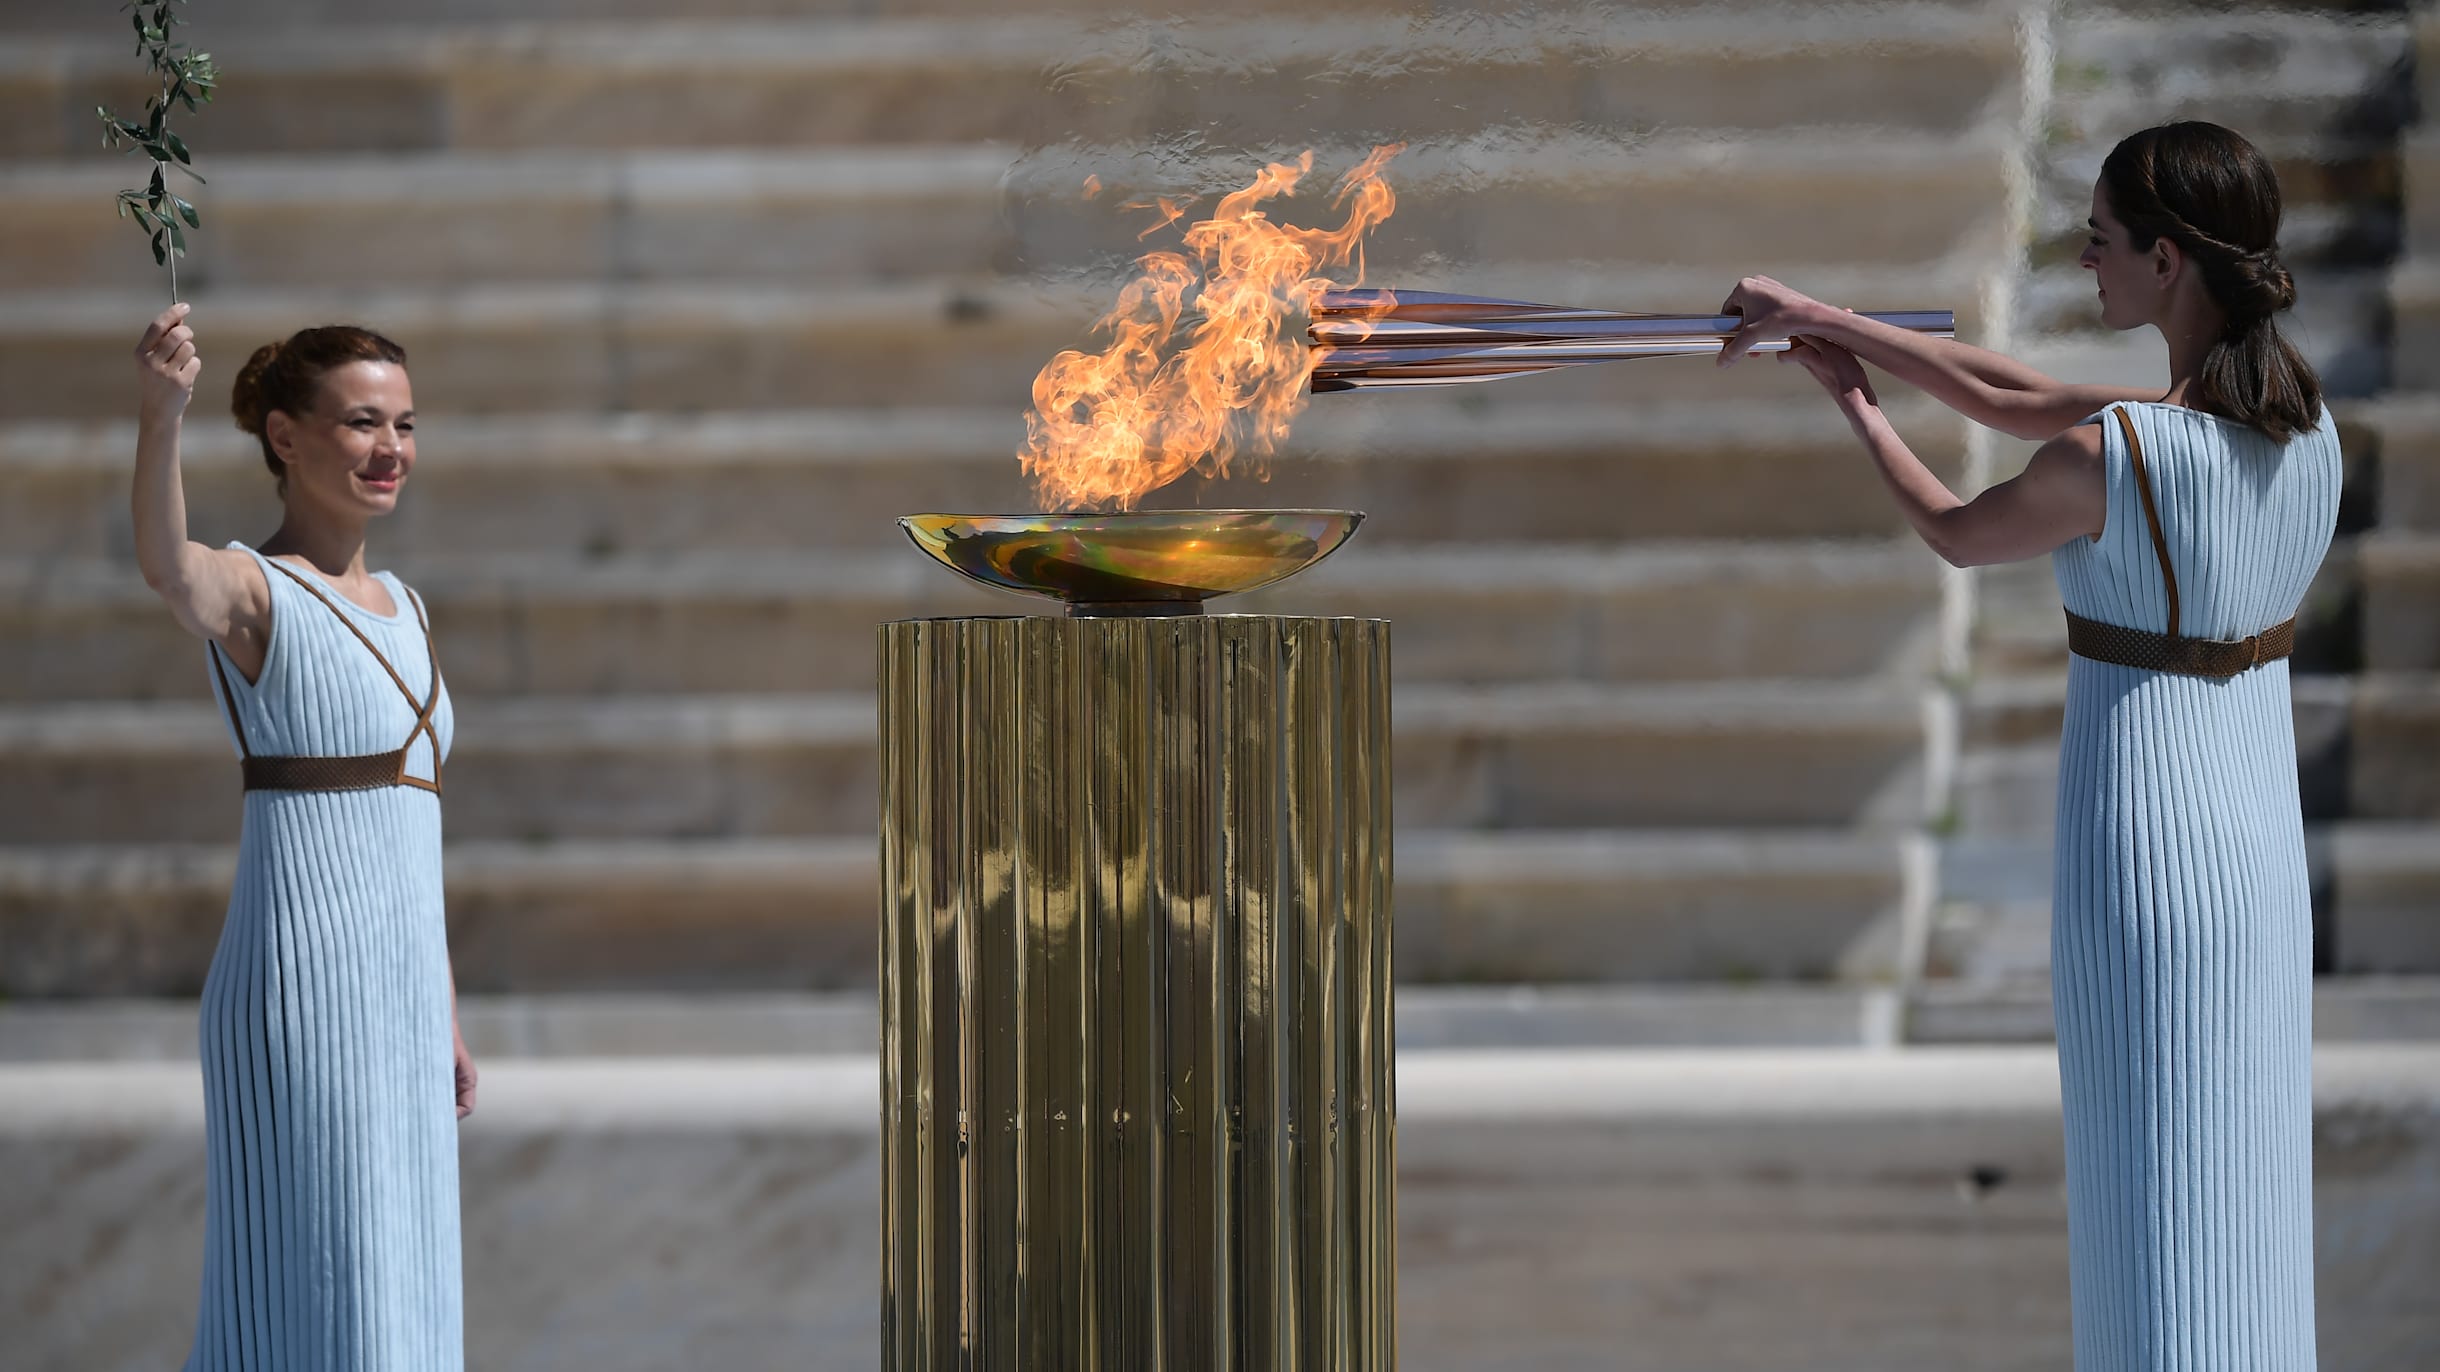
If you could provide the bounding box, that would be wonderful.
[2049,401,2342,1370]
[187,544,463,1370]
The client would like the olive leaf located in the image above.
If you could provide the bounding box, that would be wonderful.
[96,0,217,301]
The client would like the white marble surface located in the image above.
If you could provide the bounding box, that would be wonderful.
[8,1045,2439,1371]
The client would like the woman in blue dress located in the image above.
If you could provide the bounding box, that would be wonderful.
[1720,121,2339,1368]
[132,303,475,1369]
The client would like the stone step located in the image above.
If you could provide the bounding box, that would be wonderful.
[0,146,1017,294]
[2351,393,2440,532]
[2089,0,2427,11]
[0,265,1995,422]
[0,829,1918,997]
[2423,4,2440,118]
[2384,261,2440,392]
[0,542,1947,701]
[2400,130,2440,258]
[2354,673,2440,821]
[2044,10,2416,151]
[2326,823,2440,977]
[0,681,1936,845]
[16,974,2438,1065]
[0,132,2010,293]
[0,280,1081,422]
[0,403,1975,563]
[0,0,2010,29]
[7,1046,2436,1372]
[0,11,2022,159]
[0,984,1918,1059]
[2363,533,2440,670]
[1018,131,2007,280]
[1397,829,1924,986]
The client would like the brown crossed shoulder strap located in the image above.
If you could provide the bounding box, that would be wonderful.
[2063,405,2297,678]
[2111,405,2181,637]
[207,558,446,795]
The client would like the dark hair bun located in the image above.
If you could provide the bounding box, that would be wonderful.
[2228,248,2295,319]
[230,340,285,438]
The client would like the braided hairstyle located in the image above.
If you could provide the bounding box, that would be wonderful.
[2099,121,2321,443]
[230,326,409,496]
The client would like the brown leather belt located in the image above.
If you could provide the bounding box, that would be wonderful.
[241,748,430,795]
[2064,609,2296,679]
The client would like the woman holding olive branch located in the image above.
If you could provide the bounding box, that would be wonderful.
[134,302,470,1369]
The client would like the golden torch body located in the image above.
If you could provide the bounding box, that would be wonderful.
[879,613,1396,1371]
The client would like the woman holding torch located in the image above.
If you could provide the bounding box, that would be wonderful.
[1719,120,2337,1368]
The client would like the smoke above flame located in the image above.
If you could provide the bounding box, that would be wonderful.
[1019,144,1403,511]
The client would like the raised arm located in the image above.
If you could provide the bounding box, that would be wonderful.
[133,304,271,673]
[1783,333,2107,568]
[1718,276,2159,442]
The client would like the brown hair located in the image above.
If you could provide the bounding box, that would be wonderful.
[230,325,408,493]
[2099,121,2322,443]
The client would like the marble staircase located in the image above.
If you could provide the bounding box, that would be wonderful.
[0,0,2035,1001]
[6,4,2440,1368]
[0,0,2428,1021]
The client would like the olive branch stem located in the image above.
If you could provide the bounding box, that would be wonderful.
[97,0,217,301]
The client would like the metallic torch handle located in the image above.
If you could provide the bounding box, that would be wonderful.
[1305,291,1955,392]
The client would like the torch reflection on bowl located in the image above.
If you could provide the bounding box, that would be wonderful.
[900,510,1363,616]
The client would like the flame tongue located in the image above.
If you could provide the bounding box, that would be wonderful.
[1020,145,1402,512]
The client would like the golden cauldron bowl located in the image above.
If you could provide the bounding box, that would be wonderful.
[900,509,1363,615]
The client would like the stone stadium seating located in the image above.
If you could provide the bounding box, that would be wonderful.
[3,2,2434,1366]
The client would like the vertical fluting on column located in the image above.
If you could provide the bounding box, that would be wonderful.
[880,615,1394,1372]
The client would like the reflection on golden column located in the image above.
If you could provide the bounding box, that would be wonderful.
[879,613,1394,1370]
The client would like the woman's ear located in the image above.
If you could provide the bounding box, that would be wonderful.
[2151,236,2184,294]
[264,409,297,466]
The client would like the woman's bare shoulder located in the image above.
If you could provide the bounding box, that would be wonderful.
[2027,418,2108,470]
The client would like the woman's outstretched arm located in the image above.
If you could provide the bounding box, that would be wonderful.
[1717,276,2158,442]
[132,303,269,663]
[1782,333,2106,567]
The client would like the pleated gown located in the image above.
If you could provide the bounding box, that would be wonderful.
[187,544,463,1370]
[2049,401,2342,1370]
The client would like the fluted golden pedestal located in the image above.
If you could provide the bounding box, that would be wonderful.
[879,614,1395,1371]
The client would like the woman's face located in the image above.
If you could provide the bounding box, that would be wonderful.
[2080,182,2161,332]
[267,360,415,521]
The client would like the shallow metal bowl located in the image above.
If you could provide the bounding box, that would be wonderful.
[900,510,1364,615]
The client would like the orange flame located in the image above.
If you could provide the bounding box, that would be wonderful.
[1020,144,1403,511]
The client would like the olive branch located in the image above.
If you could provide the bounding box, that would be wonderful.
[96,0,218,300]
